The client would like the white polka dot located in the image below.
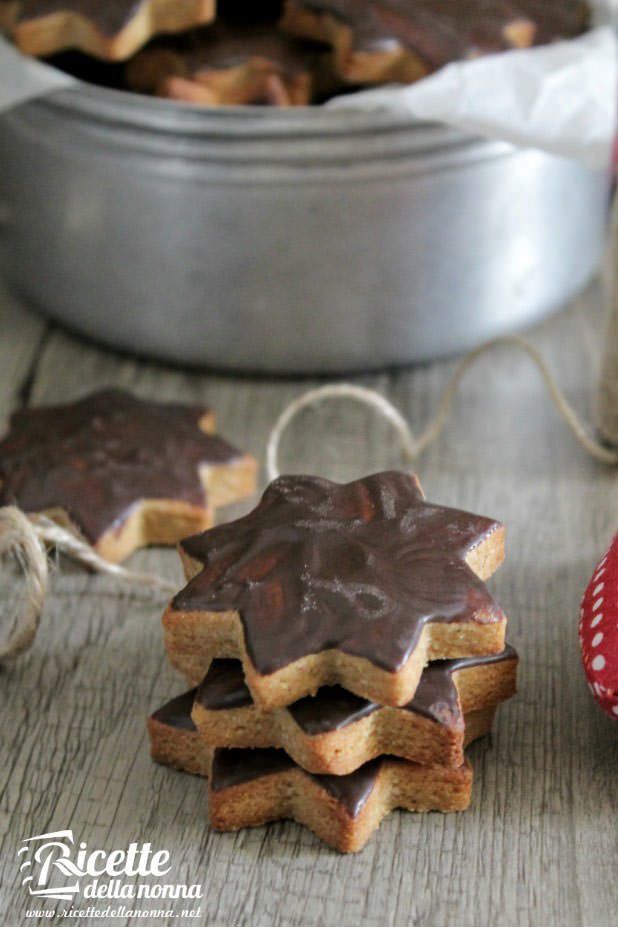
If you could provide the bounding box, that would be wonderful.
[594,564,607,580]
[592,582,605,597]
[592,597,604,612]
[612,705,618,717]
[591,655,606,672]
[592,632,604,647]
[590,612,603,628]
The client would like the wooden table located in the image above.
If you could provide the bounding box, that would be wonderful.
[0,276,617,927]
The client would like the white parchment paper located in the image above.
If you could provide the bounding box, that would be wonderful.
[0,11,616,168]
[0,35,74,110]
[327,28,617,168]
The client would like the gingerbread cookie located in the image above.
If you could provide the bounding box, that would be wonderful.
[164,471,506,709]
[3,0,216,61]
[126,23,323,107]
[147,694,472,851]
[192,646,517,773]
[0,389,257,563]
[148,688,212,776]
[208,747,472,852]
[280,0,590,85]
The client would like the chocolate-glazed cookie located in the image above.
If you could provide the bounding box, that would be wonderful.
[0,389,257,562]
[208,746,472,851]
[4,0,216,60]
[281,0,590,84]
[148,687,213,776]
[146,690,472,852]
[125,22,329,107]
[164,471,507,709]
[191,647,518,773]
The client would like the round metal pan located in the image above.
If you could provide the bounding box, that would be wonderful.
[0,78,610,373]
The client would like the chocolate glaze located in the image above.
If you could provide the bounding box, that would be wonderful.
[405,645,516,726]
[150,689,384,816]
[176,471,504,674]
[151,691,389,817]
[290,0,589,68]
[154,23,318,76]
[210,746,387,817]
[196,646,517,733]
[0,389,242,543]
[150,689,198,731]
[197,659,254,710]
[16,1,152,36]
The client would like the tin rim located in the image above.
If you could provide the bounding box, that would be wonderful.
[33,61,508,155]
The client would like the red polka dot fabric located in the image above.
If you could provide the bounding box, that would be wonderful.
[579,533,618,719]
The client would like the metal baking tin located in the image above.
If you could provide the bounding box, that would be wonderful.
[0,81,610,373]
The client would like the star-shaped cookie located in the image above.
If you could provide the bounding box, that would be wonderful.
[281,0,590,85]
[191,645,517,773]
[2,0,216,61]
[126,23,325,107]
[164,471,506,708]
[147,693,473,853]
[0,389,257,562]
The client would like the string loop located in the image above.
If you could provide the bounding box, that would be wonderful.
[266,334,618,481]
[2,332,616,663]
[0,507,48,659]
[0,509,177,661]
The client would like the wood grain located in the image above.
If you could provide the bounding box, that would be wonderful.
[0,280,616,927]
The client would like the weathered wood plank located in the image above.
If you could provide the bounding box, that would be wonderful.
[0,279,47,425]
[0,280,617,927]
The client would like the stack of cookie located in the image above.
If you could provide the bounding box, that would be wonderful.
[1,0,590,107]
[150,470,517,853]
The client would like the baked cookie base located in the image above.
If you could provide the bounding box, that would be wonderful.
[37,451,256,564]
[196,699,495,773]
[148,713,212,777]
[280,2,429,85]
[208,751,473,853]
[11,0,216,61]
[147,701,473,854]
[163,604,507,710]
[159,67,311,107]
[191,652,516,773]
[127,46,313,106]
[150,691,495,780]
[165,521,506,708]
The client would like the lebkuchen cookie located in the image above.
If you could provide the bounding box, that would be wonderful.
[147,691,472,853]
[208,747,472,852]
[281,0,590,84]
[1,0,216,60]
[191,646,518,774]
[126,23,325,107]
[164,471,507,709]
[148,688,210,776]
[0,389,257,563]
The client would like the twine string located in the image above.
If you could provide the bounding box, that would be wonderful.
[0,508,177,661]
[1,332,616,662]
[0,507,48,660]
[27,514,178,594]
[266,334,618,481]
